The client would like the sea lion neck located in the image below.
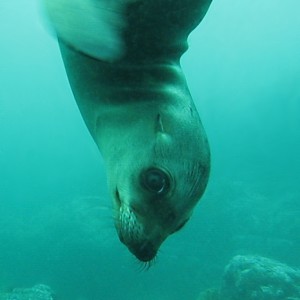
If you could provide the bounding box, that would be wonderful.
[60,42,187,101]
[59,43,194,137]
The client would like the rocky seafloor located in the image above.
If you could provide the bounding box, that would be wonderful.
[198,255,300,300]
[1,255,299,300]
[0,284,54,300]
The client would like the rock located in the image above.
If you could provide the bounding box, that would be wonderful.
[220,255,300,300]
[197,288,220,300]
[0,284,54,300]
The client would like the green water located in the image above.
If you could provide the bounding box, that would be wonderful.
[0,0,299,299]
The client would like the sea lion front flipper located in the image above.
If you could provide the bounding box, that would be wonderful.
[43,0,136,61]
[43,0,212,62]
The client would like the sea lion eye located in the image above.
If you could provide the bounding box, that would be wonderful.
[141,168,170,194]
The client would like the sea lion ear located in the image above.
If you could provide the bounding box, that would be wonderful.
[42,0,130,62]
[156,114,165,133]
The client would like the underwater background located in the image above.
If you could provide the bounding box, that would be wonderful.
[1,0,299,299]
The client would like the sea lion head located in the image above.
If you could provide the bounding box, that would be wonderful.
[99,101,210,262]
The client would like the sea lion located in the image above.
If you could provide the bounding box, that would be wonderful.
[43,0,212,262]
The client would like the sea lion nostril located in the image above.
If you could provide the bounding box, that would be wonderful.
[131,241,157,262]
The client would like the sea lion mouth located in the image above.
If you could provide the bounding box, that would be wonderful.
[115,188,122,210]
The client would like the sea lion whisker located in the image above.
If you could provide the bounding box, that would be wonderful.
[136,259,154,272]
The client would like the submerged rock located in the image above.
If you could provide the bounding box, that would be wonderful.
[197,288,220,300]
[220,255,300,300]
[0,284,54,300]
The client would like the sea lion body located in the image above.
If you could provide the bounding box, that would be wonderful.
[44,0,212,262]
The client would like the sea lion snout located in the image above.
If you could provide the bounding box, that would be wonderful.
[128,240,157,262]
[115,200,166,262]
